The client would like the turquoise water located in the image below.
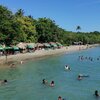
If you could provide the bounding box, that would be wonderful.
[0,47,100,100]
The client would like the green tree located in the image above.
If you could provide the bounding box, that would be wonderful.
[0,5,15,45]
[15,9,24,17]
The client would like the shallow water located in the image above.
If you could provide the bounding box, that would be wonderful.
[0,47,100,100]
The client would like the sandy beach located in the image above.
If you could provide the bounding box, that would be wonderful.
[0,44,98,65]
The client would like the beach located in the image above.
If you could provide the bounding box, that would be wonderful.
[0,44,98,65]
[0,46,100,100]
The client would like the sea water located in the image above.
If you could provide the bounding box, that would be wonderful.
[0,47,100,100]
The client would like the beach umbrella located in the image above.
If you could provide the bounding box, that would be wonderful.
[36,43,44,47]
[56,42,63,47]
[27,43,36,49]
[4,46,13,50]
[49,42,58,48]
[13,46,19,50]
[27,45,33,49]
[43,43,51,47]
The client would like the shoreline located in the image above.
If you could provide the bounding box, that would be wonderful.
[0,44,99,66]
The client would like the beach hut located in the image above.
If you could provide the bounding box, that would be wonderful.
[49,42,58,49]
[16,42,27,53]
[36,43,44,50]
[26,43,36,52]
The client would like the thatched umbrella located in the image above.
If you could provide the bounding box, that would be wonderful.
[16,42,26,49]
[56,42,63,47]
[43,43,51,48]
[36,43,44,50]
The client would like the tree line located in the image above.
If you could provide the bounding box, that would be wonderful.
[0,5,100,46]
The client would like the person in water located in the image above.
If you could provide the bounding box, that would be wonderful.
[0,79,8,84]
[94,90,100,97]
[77,75,82,80]
[78,73,89,77]
[50,81,54,87]
[58,96,62,100]
[42,79,48,84]
[65,65,71,70]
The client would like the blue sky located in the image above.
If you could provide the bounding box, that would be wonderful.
[0,0,100,32]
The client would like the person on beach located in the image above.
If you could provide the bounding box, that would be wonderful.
[94,90,100,97]
[0,79,8,84]
[50,81,55,87]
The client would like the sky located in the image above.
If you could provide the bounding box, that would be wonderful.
[0,0,100,32]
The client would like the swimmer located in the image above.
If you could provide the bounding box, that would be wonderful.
[77,75,82,80]
[65,65,71,70]
[97,58,99,60]
[42,79,48,84]
[50,81,54,87]
[78,74,89,77]
[0,79,8,84]
[58,96,62,100]
[94,90,100,97]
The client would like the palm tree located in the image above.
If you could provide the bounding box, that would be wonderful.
[76,26,81,32]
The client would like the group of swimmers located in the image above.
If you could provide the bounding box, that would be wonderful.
[79,55,100,62]
[65,64,89,80]
[42,79,55,87]
[64,64,100,98]
[57,90,100,100]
